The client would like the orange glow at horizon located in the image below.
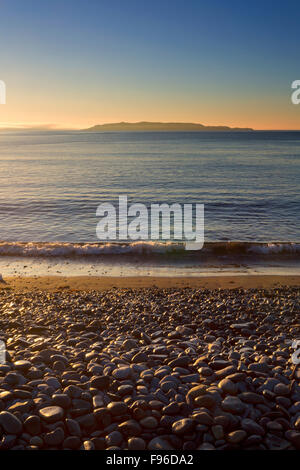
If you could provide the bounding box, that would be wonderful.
[0,86,299,131]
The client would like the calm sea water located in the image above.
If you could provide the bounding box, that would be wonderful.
[0,130,299,247]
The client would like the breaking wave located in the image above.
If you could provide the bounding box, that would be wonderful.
[0,240,299,259]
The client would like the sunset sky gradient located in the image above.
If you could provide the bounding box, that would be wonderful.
[0,0,299,130]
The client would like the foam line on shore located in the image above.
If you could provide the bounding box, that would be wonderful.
[0,240,299,259]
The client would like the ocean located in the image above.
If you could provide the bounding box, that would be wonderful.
[0,129,299,276]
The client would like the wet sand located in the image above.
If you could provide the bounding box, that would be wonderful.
[1,274,300,292]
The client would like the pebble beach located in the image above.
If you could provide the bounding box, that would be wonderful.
[0,284,299,450]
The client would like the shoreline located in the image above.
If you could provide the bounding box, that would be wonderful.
[1,274,300,292]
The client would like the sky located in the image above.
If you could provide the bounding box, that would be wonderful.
[0,0,299,130]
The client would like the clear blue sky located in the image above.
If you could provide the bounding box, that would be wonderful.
[0,0,299,129]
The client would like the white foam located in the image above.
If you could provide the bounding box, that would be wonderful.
[0,240,185,257]
[247,243,300,254]
[0,240,299,258]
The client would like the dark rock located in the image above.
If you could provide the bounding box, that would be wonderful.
[39,406,64,423]
[148,437,174,450]
[90,375,110,390]
[0,411,22,434]
[172,418,196,435]
[24,415,41,435]
[221,396,246,415]
[107,401,128,416]
[44,427,65,446]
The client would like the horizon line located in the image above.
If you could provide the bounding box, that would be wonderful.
[1,120,300,132]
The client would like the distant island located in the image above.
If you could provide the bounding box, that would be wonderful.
[0,121,254,132]
[84,121,253,132]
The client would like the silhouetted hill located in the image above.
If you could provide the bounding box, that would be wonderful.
[84,121,253,132]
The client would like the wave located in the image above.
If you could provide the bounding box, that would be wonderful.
[204,241,300,256]
[0,240,299,259]
[0,241,185,257]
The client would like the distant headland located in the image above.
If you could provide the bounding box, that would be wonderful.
[0,121,254,132]
[84,122,253,132]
